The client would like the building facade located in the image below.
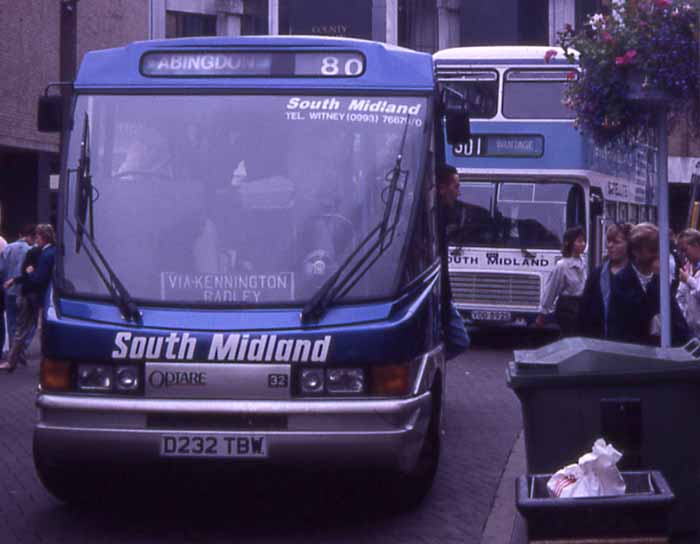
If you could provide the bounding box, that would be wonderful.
[1,0,696,239]
[0,0,148,239]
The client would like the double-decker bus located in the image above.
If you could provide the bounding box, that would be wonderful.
[34,36,468,504]
[433,46,657,329]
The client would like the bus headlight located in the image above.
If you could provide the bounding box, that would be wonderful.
[300,368,325,394]
[326,368,365,394]
[115,366,140,392]
[298,367,366,396]
[77,364,113,392]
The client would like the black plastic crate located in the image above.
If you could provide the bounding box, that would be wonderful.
[516,471,675,541]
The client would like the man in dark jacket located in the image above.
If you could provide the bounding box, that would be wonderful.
[437,164,470,359]
[0,224,56,371]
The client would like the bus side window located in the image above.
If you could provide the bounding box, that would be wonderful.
[566,185,585,228]
[605,201,617,221]
[618,202,628,223]
[630,204,639,224]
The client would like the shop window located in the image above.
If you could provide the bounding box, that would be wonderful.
[242,0,269,35]
[166,11,217,38]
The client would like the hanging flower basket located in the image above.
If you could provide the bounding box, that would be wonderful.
[625,68,674,105]
[552,0,700,145]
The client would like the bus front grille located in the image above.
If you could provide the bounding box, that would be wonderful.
[449,271,541,308]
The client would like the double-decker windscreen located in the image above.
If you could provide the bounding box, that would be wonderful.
[61,94,428,305]
[446,181,585,249]
[503,69,577,119]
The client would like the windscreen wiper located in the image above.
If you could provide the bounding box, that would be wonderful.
[301,118,411,324]
[63,113,141,323]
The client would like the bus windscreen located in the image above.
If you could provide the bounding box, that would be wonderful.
[61,94,428,306]
[502,69,577,119]
[446,181,585,249]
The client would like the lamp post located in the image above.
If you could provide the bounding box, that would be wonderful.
[627,71,672,347]
[656,107,671,348]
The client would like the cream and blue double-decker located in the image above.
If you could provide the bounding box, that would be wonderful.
[434,46,657,329]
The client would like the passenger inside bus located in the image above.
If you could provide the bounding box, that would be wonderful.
[114,125,175,181]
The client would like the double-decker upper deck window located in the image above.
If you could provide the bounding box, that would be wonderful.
[437,70,498,119]
[502,69,577,119]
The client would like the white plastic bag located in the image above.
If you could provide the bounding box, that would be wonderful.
[546,439,626,498]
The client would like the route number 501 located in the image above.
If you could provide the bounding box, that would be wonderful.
[321,56,363,76]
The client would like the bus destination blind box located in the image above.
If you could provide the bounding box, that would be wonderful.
[453,134,544,158]
[141,50,366,78]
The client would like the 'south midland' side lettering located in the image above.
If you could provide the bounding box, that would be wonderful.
[111,332,332,363]
[485,255,550,267]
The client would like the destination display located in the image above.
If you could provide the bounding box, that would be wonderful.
[141,50,365,77]
[453,134,544,158]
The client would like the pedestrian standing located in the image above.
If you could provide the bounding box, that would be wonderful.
[535,226,587,336]
[0,224,56,372]
[436,164,470,359]
[609,223,689,345]
[578,222,632,339]
[675,228,700,338]
[0,225,36,353]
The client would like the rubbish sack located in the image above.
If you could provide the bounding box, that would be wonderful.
[546,438,626,498]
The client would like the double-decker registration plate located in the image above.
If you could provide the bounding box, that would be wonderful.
[160,434,268,458]
[470,310,512,322]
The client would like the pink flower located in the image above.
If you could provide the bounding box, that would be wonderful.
[600,31,614,43]
[544,49,558,63]
[615,50,637,65]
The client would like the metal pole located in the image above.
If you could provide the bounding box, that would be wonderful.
[657,108,671,348]
[59,0,78,152]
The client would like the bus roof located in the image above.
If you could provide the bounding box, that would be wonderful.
[433,46,578,65]
[75,35,434,92]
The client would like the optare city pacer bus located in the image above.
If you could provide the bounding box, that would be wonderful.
[433,46,657,330]
[35,36,469,504]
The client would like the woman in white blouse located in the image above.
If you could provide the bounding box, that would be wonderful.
[535,226,587,336]
[676,228,700,338]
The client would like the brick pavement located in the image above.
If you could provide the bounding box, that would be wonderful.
[0,336,524,544]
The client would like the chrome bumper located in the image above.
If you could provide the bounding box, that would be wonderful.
[35,392,433,472]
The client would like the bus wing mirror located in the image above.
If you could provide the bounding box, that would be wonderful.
[442,90,471,146]
[37,95,64,133]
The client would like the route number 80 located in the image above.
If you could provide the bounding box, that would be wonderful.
[321,56,363,76]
